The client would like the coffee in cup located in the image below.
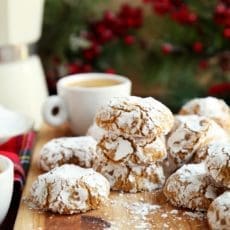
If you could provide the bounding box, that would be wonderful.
[65,78,121,88]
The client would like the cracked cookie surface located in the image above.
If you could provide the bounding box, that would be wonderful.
[25,164,110,214]
[179,96,230,134]
[166,115,228,170]
[205,142,230,189]
[93,147,165,192]
[163,163,220,211]
[40,137,97,171]
[208,191,230,230]
[95,96,174,140]
[97,132,167,164]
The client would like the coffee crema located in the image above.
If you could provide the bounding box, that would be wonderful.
[66,78,121,88]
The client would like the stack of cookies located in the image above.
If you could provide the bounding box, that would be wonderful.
[91,96,174,192]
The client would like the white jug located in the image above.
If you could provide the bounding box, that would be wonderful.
[0,0,48,129]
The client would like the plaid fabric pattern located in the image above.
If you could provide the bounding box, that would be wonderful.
[0,131,36,189]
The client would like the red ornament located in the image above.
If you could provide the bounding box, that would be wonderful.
[192,41,203,53]
[124,35,135,45]
[223,27,230,38]
[161,43,173,55]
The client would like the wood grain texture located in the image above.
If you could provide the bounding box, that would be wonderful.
[14,124,209,230]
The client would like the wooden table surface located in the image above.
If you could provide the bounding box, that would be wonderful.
[14,124,209,230]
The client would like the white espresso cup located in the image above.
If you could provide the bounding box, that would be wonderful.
[0,155,14,224]
[42,73,131,135]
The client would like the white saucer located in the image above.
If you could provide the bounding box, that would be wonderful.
[0,106,34,144]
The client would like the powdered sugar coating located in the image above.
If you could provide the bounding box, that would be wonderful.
[192,139,230,164]
[167,115,228,169]
[95,96,174,140]
[208,191,230,230]
[179,96,230,134]
[205,142,230,188]
[40,137,97,171]
[25,164,110,214]
[163,163,220,211]
[93,148,165,192]
[86,123,106,141]
[97,133,167,163]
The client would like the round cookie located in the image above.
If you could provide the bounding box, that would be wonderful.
[166,115,228,169]
[95,96,174,140]
[192,140,230,164]
[93,148,165,192]
[40,137,97,171]
[25,164,110,214]
[179,96,230,134]
[205,142,230,188]
[163,163,220,211]
[97,132,167,164]
[208,191,230,230]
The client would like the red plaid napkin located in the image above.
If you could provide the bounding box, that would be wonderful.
[0,132,36,189]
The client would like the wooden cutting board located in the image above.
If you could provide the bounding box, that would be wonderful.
[14,124,209,230]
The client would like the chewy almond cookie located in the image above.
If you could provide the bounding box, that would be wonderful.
[166,115,228,170]
[97,132,167,164]
[95,96,174,141]
[208,191,230,230]
[25,164,110,214]
[163,163,220,211]
[179,96,230,134]
[192,139,230,164]
[93,148,165,192]
[205,142,230,189]
[40,137,97,171]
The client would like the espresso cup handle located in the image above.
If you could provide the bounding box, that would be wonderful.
[42,96,68,126]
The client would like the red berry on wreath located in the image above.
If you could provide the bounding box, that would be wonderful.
[100,29,114,43]
[105,68,116,74]
[124,35,135,45]
[81,64,93,73]
[215,3,226,15]
[104,11,116,23]
[161,43,173,55]
[223,27,230,38]
[199,60,209,70]
[67,63,80,74]
[153,1,172,15]
[188,12,198,24]
[193,41,203,53]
